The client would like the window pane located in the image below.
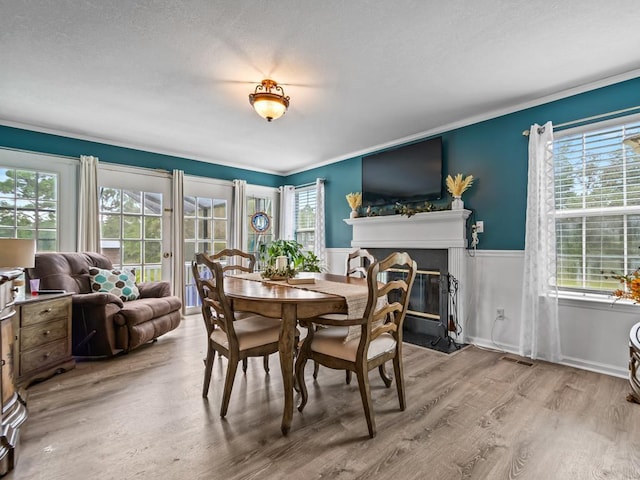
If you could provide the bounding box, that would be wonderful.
[144,192,162,215]
[122,190,142,214]
[554,119,640,295]
[144,216,161,239]
[0,169,15,195]
[184,196,196,216]
[144,241,161,263]
[184,218,196,239]
[213,199,227,218]
[100,188,121,213]
[123,240,141,264]
[197,198,212,217]
[123,216,141,239]
[15,170,36,198]
[38,173,57,201]
[214,220,226,239]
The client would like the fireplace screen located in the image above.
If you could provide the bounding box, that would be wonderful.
[382,268,442,321]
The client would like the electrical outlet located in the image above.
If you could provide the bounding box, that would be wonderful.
[496,308,505,320]
[475,221,484,233]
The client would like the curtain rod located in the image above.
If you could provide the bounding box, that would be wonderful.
[521,105,640,136]
[295,178,325,189]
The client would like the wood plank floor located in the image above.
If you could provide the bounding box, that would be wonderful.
[9,315,640,480]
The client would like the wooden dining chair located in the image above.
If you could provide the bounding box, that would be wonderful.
[346,248,375,278]
[295,251,417,438]
[313,248,376,383]
[210,248,256,274]
[207,248,261,371]
[192,253,295,417]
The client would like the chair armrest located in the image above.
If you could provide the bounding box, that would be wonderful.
[72,292,124,308]
[137,281,171,298]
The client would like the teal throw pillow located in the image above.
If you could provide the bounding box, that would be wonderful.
[89,267,140,302]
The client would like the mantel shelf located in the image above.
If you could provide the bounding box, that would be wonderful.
[344,209,471,249]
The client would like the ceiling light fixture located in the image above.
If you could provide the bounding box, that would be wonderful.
[248,79,290,122]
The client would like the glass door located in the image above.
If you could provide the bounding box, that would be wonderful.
[183,176,232,314]
[98,165,172,282]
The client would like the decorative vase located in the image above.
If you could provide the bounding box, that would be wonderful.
[451,196,464,210]
[350,208,359,219]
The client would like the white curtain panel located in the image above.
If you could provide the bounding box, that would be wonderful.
[171,170,185,311]
[77,155,100,252]
[232,179,247,250]
[278,185,295,240]
[314,178,326,266]
[519,121,561,362]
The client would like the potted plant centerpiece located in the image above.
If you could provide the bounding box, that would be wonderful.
[258,239,322,279]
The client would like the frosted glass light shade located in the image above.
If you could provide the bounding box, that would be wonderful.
[0,239,36,268]
[248,79,290,122]
[252,97,288,121]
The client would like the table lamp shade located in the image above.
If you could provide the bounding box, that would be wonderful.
[0,239,36,268]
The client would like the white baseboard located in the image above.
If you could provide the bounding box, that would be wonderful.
[467,336,628,379]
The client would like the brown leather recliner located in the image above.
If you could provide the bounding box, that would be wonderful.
[27,252,182,357]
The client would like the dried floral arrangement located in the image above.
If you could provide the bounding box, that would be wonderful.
[345,192,362,210]
[604,267,640,303]
[446,174,474,197]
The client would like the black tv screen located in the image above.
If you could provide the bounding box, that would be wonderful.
[362,136,442,206]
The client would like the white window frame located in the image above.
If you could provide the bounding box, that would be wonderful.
[294,185,316,251]
[553,113,640,302]
[0,148,77,251]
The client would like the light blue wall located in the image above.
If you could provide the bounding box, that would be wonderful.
[289,76,640,249]
[0,125,284,186]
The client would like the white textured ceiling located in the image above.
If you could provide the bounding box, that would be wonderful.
[1,1,639,175]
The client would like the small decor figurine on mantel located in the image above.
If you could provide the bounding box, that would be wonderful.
[446,173,474,210]
[346,192,362,218]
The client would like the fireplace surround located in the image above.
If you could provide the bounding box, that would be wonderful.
[344,209,471,343]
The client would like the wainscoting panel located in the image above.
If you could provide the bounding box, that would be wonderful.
[327,248,637,378]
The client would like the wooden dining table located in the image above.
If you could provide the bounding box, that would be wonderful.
[222,272,368,435]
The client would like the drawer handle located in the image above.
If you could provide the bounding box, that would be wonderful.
[42,308,53,313]
[43,330,51,336]
[43,352,51,359]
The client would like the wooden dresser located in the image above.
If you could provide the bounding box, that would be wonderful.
[0,270,28,476]
[14,292,75,387]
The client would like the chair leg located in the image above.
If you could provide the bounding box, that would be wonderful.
[356,367,376,438]
[263,355,270,373]
[202,344,216,398]
[313,361,319,379]
[345,370,352,384]
[295,350,309,412]
[378,362,392,388]
[220,356,239,417]
[392,355,406,411]
[242,358,248,373]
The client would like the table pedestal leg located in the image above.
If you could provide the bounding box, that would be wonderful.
[279,303,296,435]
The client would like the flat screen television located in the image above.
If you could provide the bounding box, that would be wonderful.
[362,136,442,207]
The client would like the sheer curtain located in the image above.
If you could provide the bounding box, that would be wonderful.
[77,155,100,252]
[519,121,561,362]
[232,179,247,250]
[171,170,185,311]
[279,185,295,240]
[314,178,326,266]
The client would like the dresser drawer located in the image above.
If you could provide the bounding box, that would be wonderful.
[20,318,68,351]
[21,338,68,374]
[21,297,70,327]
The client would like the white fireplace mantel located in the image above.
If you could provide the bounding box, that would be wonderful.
[344,209,472,342]
[344,209,471,249]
